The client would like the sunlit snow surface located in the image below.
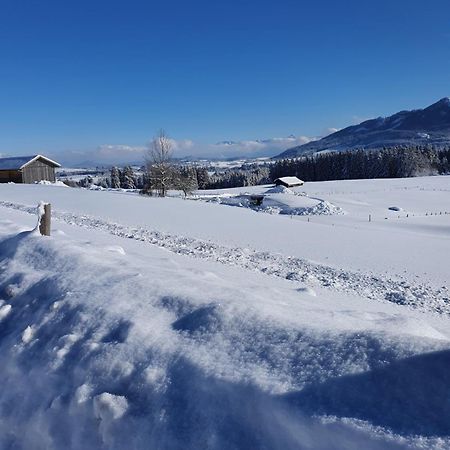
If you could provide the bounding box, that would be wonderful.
[0,175,450,449]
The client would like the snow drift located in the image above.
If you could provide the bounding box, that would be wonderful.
[0,221,449,449]
[194,186,344,216]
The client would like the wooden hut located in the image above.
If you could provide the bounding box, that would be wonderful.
[274,176,304,188]
[0,155,60,184]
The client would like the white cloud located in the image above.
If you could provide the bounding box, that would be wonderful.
[58,145,147,166]
[55,134,318,166]
[167,139,195,153]
[94,140,195,160]
[97,144,146,157]
[207,135,315,159]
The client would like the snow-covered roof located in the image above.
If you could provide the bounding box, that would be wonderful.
[274,176,304,186]
[0,155,61,170]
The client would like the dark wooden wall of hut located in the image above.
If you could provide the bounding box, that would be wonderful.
[0,170,22,183]
[21,159,56,183]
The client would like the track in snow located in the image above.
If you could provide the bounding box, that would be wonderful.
[1,200,449,315]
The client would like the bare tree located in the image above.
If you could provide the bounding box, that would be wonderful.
[173,166,198,197]
[145,129,174,197]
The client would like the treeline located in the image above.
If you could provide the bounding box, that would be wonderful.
[70,165,211,194]
[270,146,450,182]
[198,146,450,190]
[65,166,147,189]
[139,165,211,196]
[73,164,272,192]
[205,165,271,189]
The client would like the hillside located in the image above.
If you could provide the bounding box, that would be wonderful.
[277,98,450,158]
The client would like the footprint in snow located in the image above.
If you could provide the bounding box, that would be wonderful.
[105,245,126,255]
[296,286,317,297]
[101,320,132,344]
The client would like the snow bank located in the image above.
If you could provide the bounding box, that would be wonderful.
[194,188,344,216]
[0,224,449,448]
[37,180,68,187]
[93,392,129,420]
[265,185,296,194]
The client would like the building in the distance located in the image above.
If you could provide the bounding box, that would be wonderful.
[273,176,304,188]
[0,155,60,184]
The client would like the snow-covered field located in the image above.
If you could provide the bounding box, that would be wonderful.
[0,175,449,449]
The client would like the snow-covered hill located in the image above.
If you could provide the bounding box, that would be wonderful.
[0,176,450,449]
[277,98,450,158]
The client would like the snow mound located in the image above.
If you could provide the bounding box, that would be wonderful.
[0,303,12,321]
[93,393,129,421]
[255,199,343,216]
[265,185,295,194]
[196,191,344,216]
[287,199,343,216]
[21,325,34,344]
[36,180,68,187]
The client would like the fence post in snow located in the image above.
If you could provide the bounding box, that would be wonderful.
[38,203,51,236]
[369,214,371,222]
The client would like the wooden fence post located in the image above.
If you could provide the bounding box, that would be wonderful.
[39,203,51,236]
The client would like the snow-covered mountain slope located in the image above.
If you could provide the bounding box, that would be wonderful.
[0,176,450,449]
[277,98,450,158]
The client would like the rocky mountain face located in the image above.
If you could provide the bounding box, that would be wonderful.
[276,98,450,159]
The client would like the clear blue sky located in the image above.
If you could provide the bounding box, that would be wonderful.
[1,0,449,159]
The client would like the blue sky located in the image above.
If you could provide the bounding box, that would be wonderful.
[1,0,449,163]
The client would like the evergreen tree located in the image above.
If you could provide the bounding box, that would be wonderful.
[110,166,121,188]
[122,166,136,189]
[195,167,210,189]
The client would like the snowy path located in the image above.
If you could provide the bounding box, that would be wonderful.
[1,200,448,314]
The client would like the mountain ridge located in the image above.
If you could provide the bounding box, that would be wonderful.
[276,98,450,159]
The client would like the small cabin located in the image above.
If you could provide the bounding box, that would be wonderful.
[0,155,60,184]
[274,176,304,188]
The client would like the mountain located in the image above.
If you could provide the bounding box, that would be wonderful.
[276,98,450,159]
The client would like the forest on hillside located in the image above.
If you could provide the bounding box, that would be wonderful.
[269,146,450,182]
[207,146,450,189]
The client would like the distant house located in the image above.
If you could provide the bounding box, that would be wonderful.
[0,155,61,184]
[274,176,304,188]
